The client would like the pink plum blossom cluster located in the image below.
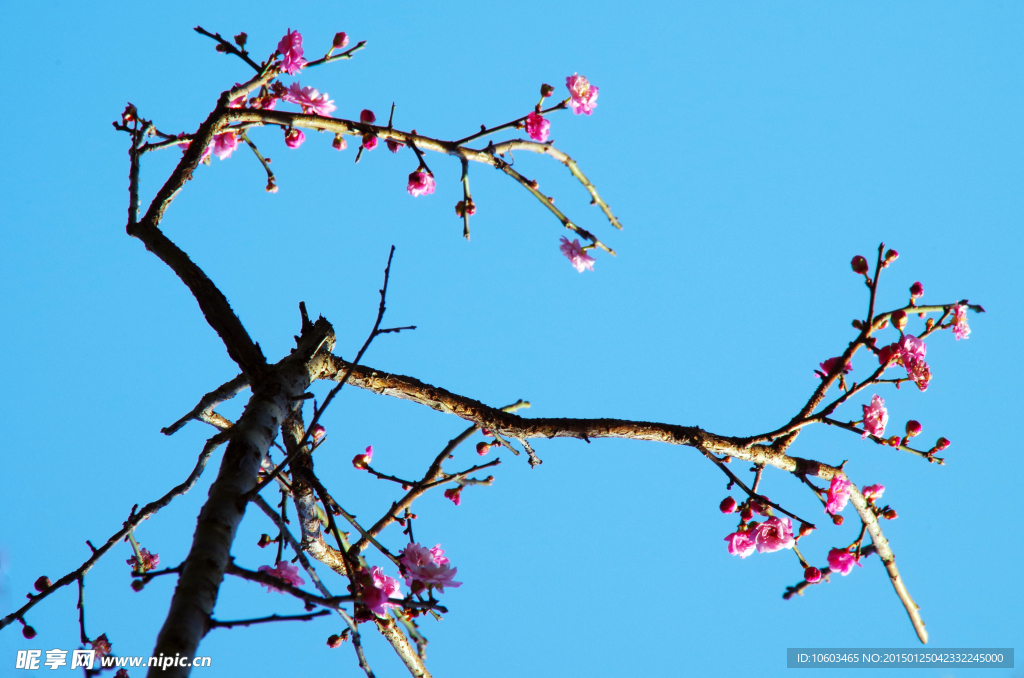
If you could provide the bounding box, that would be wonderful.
[724,516,795,559]
[400,543,463,593]
[126,548,160,574]
[257,561,305,593]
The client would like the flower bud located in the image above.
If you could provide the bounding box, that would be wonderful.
[387,139,403,153]
[883,249,899,266]
[332,134,347,151]
[131,580,145,592]
[327,634,344,648]
[541,83,555,98]
[310,424,326,444]
[887,435,901,447]
[121,103,138,125]
[22,625,36,639]
[798,523,815,538]
[851,255,869,275]
[361,134,378,151]
[804,566,822,583]
[476,441,491,456]
[352,454,370,469]
[34,576,51,592]
[934,437,950,451]
[883,508,898,520]
[852,319,865,330]
[891,310,907,331]
[481,428,491,436]
[455,199,477,217]
[904,420,922,438]
[831,514,844,526]
[333,32,349,50]
[910,281,924,300]
[234,32,248,48]
[257,534,272,548]
[265,179,279,194]
[360,109,376,124]
[719,497,737,514]
[740,506,753,522]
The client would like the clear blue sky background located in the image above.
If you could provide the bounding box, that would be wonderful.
[2,2,1021,676]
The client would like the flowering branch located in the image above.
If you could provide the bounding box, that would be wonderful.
[208,610,331,631]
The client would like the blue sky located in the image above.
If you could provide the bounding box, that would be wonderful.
[1,1,1021,676]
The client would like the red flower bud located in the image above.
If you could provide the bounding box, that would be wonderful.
[934,437,950,451]
[905,420,922,438]
[360,109,376,124]
[34,576,51,592]
[719,497,737,513]
[455,199,477,217]
[887,435,902,447]
[234,32,248,48]
[333,32,350,50]
[476,441,491,456]
[910,281,924,299]
[257,534,272,548]
[883,249,899,266]
[851,256,869,275]
[541,83,555,97]
[804,566,822,583]
[22,625,36,639]
[883,508,898,520]
[131,580,145,592]
[327,634,344,648]
[740,506,753,522]
[332,134,347,151]
[831,514,844,526]
[798,523,815,538]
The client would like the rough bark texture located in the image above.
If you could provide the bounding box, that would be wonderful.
[147,319,334,678]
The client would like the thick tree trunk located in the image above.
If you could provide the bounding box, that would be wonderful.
[147,320,334,678]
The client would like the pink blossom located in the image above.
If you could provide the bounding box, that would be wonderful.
[362,134,378,151]
[559,236,595,272]
[753,517,795,553]
[400,543,463,592]
[284,128,305,149]
[826,548,862,576]
[277,29,307,75]
[407,170,436,197]
[126,548,160,573]
[861,484,885,502]
[804,566,822,583]
[333,135,347,151]
[524,111,550,142]
[352,445,373,469]
[861,395,888,439]
[900,334,926,362]
[387,139,403,153]
[565,73,599,115]
[361,567,402,616]
[257,561,305,593]
[725,530,756,558]
[212,131,238,160]
[952,304,971,341]
[444,486,462,506]
[283,82,336,117]
[815,356,852,379]
[825,475,852,515]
